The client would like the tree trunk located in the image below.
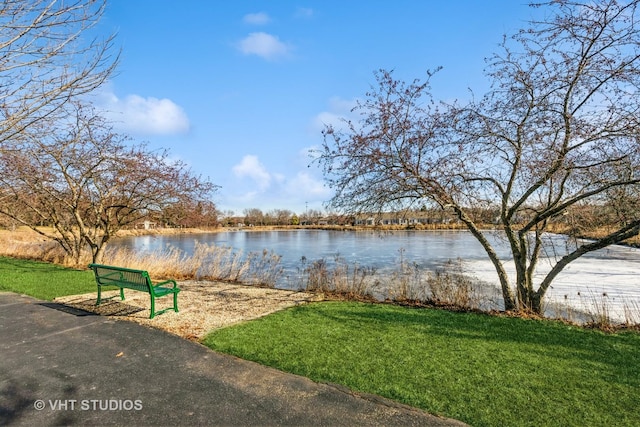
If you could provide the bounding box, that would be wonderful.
[513,251,542,314]
[92,241,108,264]
[453,206,518,310]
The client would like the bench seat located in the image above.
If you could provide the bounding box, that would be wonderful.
[88,263,180,319]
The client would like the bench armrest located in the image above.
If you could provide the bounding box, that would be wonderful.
[154,279,178,289]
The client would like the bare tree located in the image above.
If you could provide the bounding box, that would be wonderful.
[0,0,117,146]
[219,210,237,227]
[319,0,640,314]
[0,104,217,264]
[243,208,264,226]
[266,209,294,226]
[161,199,219,229]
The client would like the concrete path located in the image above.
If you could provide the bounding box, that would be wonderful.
[0,292,466,426]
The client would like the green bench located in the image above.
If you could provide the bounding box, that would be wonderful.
[88,263,180,319]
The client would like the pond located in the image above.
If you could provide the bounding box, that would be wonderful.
[114,229,507,270]
[112,229,640,323]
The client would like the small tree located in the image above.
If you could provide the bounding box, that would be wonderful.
[276,209,294,225]
[243,208,264,226]
[0,105,217,264]
[219,210,236,227]
[161,199,219,228]
[319,0,640,314]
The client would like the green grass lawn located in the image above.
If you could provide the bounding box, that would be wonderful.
[0,256,95,300]
[203,301,640,427]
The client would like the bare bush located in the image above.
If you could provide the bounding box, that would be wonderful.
[297,251,484,310]
[241,249,284,287]
[299,255,377,298]
[424,261,481,309]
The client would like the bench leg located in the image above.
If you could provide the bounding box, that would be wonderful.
[96,286,102,306]
[149,295,156,319]
[119,287,125,301]
[173,291,179,313]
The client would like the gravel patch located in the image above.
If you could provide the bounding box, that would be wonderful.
[54,281,321,341]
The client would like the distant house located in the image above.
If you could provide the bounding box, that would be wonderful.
[353,211,455,226]
[354,216,376,226]
[133,220,157,230]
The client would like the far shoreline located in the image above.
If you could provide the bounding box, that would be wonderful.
[115,222,474,237]
[113,223,640,248]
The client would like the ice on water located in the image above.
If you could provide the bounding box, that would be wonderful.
[465,243,640,323]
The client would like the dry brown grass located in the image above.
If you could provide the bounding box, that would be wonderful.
[547,223,640,247]
[101,243,283,286]
[0,227,71,264]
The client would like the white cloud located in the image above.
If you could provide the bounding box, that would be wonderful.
[237,32,291,60]
[233,191,260,205]
[294,7,314,19]
[225,154,331,213]
[312,111,345,132]
[97,91,190,135]
[286,171,330,198]
[311,96,358,132]
[328,96,358,112]
[243,12,271,25]
[232,155,272,190]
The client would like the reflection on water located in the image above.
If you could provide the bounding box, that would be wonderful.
[113,229,635,270]
[114,229,510,271]
[112,229,640,322]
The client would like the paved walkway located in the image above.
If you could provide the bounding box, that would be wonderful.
[0,292,466,426]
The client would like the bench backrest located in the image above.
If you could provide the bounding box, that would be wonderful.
[88,263,152,293]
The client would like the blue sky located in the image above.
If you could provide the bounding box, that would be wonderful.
[93,1,538,216]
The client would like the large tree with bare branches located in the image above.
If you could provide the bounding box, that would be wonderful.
[318,0,640,314]
[0,104,217,264]
[0,0,117,145]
